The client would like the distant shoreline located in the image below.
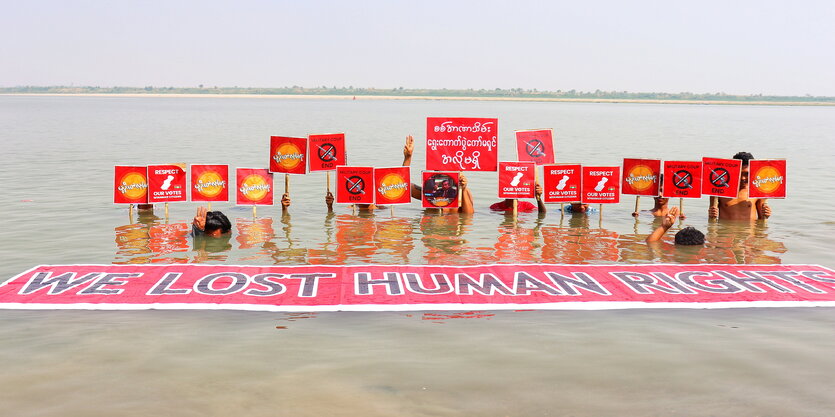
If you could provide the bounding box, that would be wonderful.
[2,93,834,106]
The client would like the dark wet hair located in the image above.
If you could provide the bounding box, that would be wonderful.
[205,211,231,234]
[674,227,705,245]
[733,152,754,167]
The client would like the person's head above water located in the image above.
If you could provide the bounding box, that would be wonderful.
[733,151,754,167]
[674,226,704,245]
[204,211,231,236]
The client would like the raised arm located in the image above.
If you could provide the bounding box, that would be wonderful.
[458,174,474,214]
[535,182,546,213]
[402,135,414,167]
[646,206,679,243]
[756,199,771,219]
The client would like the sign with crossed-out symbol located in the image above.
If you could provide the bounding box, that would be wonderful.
[525,139,546,158]
[317,143,337,162]
[709,168,730,187]
[673,170,693,189]
[345,176,365,195]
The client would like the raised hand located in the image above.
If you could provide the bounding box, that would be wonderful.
[193,206,207,231]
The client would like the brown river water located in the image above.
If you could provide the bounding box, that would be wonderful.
[1,95,834,416]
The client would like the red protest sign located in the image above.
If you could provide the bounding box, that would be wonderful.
[269,136,308,174]
[515,129,555,165]
[498,161,536,199]
[582,166,620,204]
[421,171,460,209]
[191,164,229,202]
[114,166,149,204]
[748,159,787,199]
[236,168,274,205]
[542,164,582,203]
[336,166,374,205]
[622,158,661,196]
[148,164,187,203]
[426,117,498,171]
[701,157,741,198]
[662,161,703,199]
[308,133,346,172]
[374,166,411,205]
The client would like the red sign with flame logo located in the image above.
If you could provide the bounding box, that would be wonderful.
[622,158,661,196]
[236,168,274,205]
[269,136,308,174]
[191,164,229,202]
[374,166,412,205]
[114,166,149,204]
[748,159,787,199]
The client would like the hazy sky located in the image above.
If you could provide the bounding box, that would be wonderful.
[2,0,833,95]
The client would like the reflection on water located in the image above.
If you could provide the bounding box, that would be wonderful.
[114,208,789,266]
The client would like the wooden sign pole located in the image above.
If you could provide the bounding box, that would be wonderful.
[285,173,290,195]
[164,202,169,219]
[128,204,134,223]
[679,198,684,218]
[633,196,640,216]
[512,199,518,218]
[253,205,257,218]
[207,202,212,211]
[326,171,332,193]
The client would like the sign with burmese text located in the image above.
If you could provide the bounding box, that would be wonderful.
[269,136,307,174]
[308,133,346,172]
[663,161,703,199]
[622,158,661,196]
[515,129,555,165]
[498,161,535,199]
[336,166,374,205]
[114,166,149,204]
[148,164,187,203]
[748,159,787,199]
[374,166,411,205]
[542,164,581,203]
[236,168,274,205]
[581,166,620,204]
[701,157,741,198]
[3,264,834,312]
[191,164,229,202]
[426,117,498,172]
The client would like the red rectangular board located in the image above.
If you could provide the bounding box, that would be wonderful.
[236,168,274,205]
[114,166,149,204]
[190,164,229,202]
[582,166,620,204]
[336,166,375,205]
[515,129,555,165]
[622,158,661,196]
[542,164,582,203]
[426,117,498,171]
[269,136,308,174]
[421,171,461,209]
[701,157,741,198]
[148,164,187,203]
[374,166,412,205]
[498,161,536,199]
[663,161,703,199]
[308,133,346,172]
[748,159,787,199]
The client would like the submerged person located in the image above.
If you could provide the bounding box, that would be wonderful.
[192,206,232,237]
[489,183,546,213]
[708,151,771,220]
[403,134,474,214]
[646,207,704,245]
[564,202,596,213]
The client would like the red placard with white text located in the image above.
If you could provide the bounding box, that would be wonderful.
[421,171,460,209]
[374,166,412,205]
[426,117,498,171]
[543,164,582,203]
[236,168,274,205]
[622,158,661,196]
[515,129,555,165]
[114,166,149,204]
[663,161,703,199]
[498,161,536,198]
[701,158,741,198]
[336,166,374,205]
[308,133,346,172]
[148,164,187,203]
[269,136,308,174]
[748,159,787,199]
[190,164,229,202]
[582,166,620,204]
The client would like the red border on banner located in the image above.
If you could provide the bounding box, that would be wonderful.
[114,166,149,204]
[2,264,834,312]
[622,158,661,196]
[515,129,555,165]
[269,136,308,174]
[748,159,787,199]
[191,164,229,202]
